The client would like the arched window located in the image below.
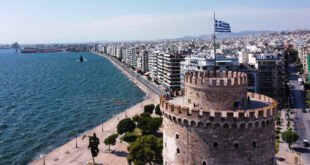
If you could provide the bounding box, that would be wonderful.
[176,134,179,139]
[252,141,256,148]
[202,161,207,165]
[213,142,218,149]
[234,143,239,149]
[177,148,180,154]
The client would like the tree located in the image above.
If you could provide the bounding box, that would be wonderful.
[155,104,162,116]
[104,133,119,150]
[137,116,163,135]
[127,135,163,165]
[140,112,151,118]
[144,104,155,114]
[117,118,136,134]
[281,129,299,148]
[132,114,140,123]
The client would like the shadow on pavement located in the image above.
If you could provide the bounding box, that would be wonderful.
[112,151,128,157]
[292,147,310,153]
[275,157,285,161]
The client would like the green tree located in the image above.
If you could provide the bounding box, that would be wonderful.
[127,135,163,165]
[281,129,299,148]
[117,118,136,134]
[137,116,163,135]
[155,104,162,116]
[132,114,140,123]
[140,112,151,118]
[104,133,119,150]
[144,104,155,114]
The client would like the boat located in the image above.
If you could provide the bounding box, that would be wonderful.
[20,48,39,53]
[79,56,84,62]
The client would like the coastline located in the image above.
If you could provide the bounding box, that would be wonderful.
[30,52,159,165]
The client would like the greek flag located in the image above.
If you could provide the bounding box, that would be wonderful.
[215,20,231,32]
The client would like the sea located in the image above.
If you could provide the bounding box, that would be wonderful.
[0,49,145,165]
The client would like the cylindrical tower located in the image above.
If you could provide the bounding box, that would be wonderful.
[162,71,277,165]
[184,70,248,110]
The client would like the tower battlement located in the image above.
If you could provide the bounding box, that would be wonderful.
[184,71,248,110]
[184,70,248,88]
[161,92,277,123]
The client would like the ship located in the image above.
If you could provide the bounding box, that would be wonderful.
[20,48,62,53]
[79,56,84,62]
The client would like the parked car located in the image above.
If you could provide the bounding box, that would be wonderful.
[303,139,309,147]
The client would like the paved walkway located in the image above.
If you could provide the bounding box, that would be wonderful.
[276,109,304,165]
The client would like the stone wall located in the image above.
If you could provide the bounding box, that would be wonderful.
[163,116,275,165]
[184,71,248,110]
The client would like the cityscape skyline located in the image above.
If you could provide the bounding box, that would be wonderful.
[1,0,310,43]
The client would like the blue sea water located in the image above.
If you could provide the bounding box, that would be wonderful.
[0,49,145,165]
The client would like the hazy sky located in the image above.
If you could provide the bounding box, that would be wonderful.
[0,0,310,43]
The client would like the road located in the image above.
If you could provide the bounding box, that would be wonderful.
[93,51,164,96]
[288,63,310,164]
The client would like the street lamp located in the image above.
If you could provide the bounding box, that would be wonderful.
[40,154,46,165]
[101,123,104,132]
[76,136,78,148]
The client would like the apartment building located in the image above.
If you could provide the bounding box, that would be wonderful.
[162,53,185,91]
[249,52,286,103]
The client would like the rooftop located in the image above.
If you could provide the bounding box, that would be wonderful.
[167,94,271,111]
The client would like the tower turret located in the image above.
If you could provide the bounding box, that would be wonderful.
[162,71,277,165]
[184,70,248,110]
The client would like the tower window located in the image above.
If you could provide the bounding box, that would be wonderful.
[177,148,180,153]
[253,142,256,148]
[176,134,179,139]
[202,161,206,165]
[213,142,218,149]
[234,143,239,149]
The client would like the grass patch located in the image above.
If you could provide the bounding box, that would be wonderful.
[121,128,142,143]
[275,140,280,153]
[133,128,142,136]
[121,132,137,143]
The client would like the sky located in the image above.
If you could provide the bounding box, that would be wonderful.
[0,0,310,44]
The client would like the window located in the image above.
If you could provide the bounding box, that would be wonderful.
[188,99,191,104]
[233,101,239,109]
[202,161,207,165]
[252,142,256,148]
[176,134,179,139]
[234,143,239,149]
[213,142,218,149]
[177,148,180,153]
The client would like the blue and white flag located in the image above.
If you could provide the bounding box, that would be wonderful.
[214,20,231,32]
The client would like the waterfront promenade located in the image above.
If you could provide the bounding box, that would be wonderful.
[93,51,164,96]
[30,52,160,165]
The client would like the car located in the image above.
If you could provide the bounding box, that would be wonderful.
[303,139,310,147]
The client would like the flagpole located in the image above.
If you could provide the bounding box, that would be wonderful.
[213,11,217,75]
